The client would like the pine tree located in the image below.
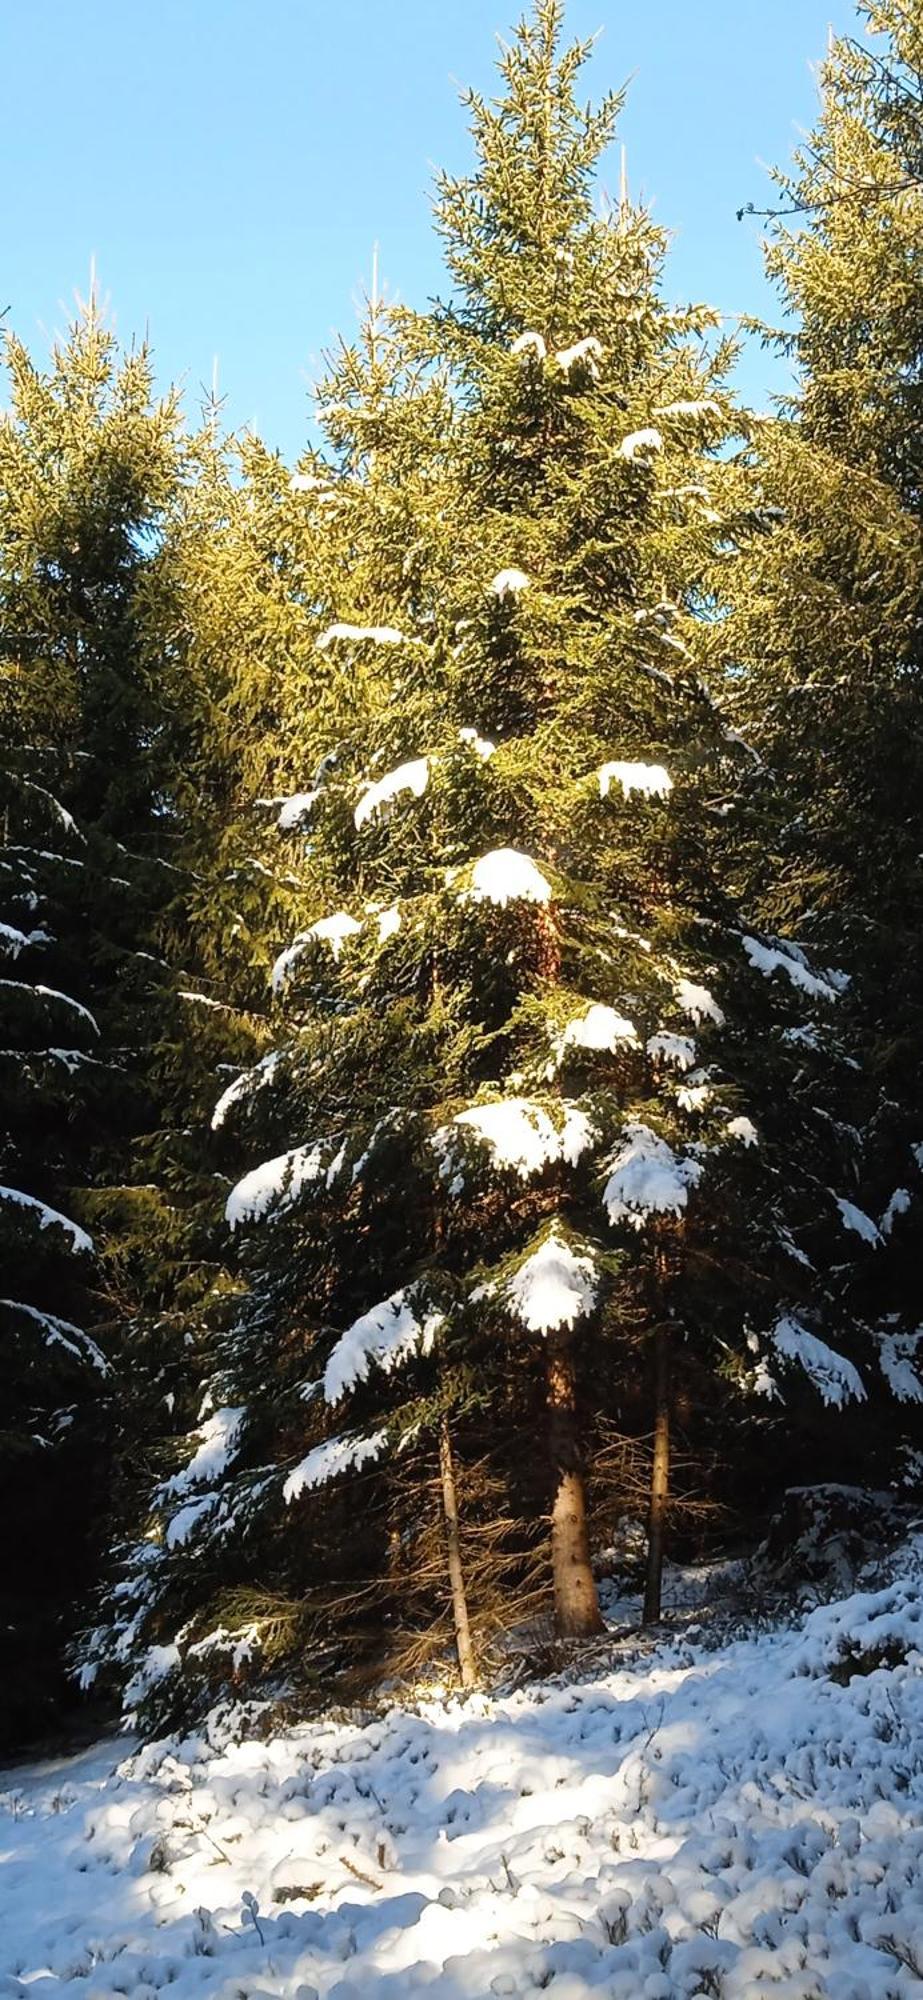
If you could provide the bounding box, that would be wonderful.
[95,4,894,1733]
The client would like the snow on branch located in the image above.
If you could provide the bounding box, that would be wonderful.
[742,934,847,1005]
[434,1097,596,1188]
[315,623,405,649]
[489,568,530,598]
[599,761,672,801]
[772,1317,866,1409]
[462,848,551,907]
[619,428,663,460]
[272,912,362,990]
[161,1407,246,1498]
[226,1142,331,1229]
[324,1288,444,1403]
[0,1184,93,1256]
[503,1233,598,1335]
[558,1003,639,1056]
[602,1122,703,1231]
[1,1298,107,1372]
[283,1429,388,1501]
[354,757,429,831]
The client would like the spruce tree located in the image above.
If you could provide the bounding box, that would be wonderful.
[726,1,923,1446]
[95,4,891,1732]
[0,300,224,1738]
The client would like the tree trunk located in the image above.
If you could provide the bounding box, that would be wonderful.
[438,1415,477,1689]
[643,1325,671,1626]
[546,1328,604,1638]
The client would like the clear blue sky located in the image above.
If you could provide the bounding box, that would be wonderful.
[1,1,852,460]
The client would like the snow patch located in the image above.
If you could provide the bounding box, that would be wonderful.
[510,330,546,360]
[836,1197,881,1247]
[0,1184,93,1256]
[458,726,495,760]
[619,427,663,459]
[439,1098,595,1182]
[489,567,530,598]
[163,1408,246,1497]
[555,336,603,376]
[674,977,725,1028]
[560,1002,639,1055]
[647,1031,695,1071]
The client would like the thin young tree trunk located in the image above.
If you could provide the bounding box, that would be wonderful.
[438,1415,477,1689]
[643,1324,671,1625]
[546,1327,604,1638]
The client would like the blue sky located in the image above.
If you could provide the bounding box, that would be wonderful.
[1,1,851,459]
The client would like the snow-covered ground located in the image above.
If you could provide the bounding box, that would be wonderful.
[4,1553,923,1999]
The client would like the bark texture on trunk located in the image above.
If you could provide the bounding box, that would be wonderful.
[438,1415,477,1688]
[546,1328,604,1638]
[643,1323,671,1626]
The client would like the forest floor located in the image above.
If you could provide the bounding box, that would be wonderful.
[3,1544,923,2000]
